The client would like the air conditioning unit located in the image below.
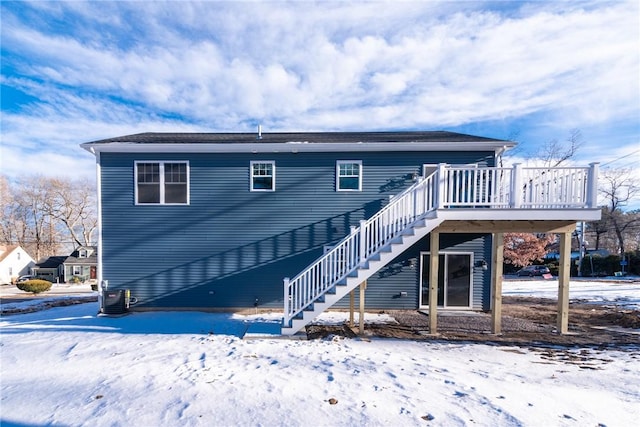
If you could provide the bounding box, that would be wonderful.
[101,289,130,315]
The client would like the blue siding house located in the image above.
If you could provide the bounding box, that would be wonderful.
[82,131,600,335]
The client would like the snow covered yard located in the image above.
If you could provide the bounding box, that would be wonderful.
[503,277,640,309]
[1,279,639,426]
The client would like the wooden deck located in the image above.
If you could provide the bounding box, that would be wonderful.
[283,163,601,335]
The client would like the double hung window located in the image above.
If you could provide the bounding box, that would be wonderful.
[135,161,189,205]
[251,161,275,191]
[336,161,362,191]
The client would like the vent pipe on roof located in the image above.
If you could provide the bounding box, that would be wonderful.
[257,124,262,140]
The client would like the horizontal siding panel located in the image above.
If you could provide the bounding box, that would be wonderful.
[99,151,495,309]
[333,234,491,310]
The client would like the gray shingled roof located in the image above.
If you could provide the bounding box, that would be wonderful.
[83,131,510,145]
[64,246,98,265]
[35,256,67,268]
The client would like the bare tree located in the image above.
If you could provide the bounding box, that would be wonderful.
[535,129,584,168]
[503,129,584,266]
[586,207,610,250]
[599,168,640,254]
[0,175,16,244]
[0,176,32,254]
[44,178,97,247]
[0,175,98,260]
[12,176,63,260]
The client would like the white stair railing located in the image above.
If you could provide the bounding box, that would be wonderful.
[283,172,439,325]
[283,162,598,328]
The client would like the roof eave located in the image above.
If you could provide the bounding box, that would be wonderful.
[81,141,516,155]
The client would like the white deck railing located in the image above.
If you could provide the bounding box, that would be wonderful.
[441,165,513,207]
[518,166,593,208]
[283,163,599,325]
[284,172,438,324]
[440,163,599,208]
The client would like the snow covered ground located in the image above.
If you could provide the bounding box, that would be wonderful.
[502,276,640,310]
[1,279,639,426]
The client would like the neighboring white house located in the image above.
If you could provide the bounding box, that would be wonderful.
[0,245,35,285]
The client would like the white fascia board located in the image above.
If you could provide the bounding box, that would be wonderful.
[82,141,515,155]
[439,209,602,222]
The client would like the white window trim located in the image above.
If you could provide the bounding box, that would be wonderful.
[250,161,276,192]
[336,160,362,192]
[134,161,190,205]
[72,265,82,275]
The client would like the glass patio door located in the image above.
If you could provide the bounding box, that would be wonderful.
[420,252,472,308]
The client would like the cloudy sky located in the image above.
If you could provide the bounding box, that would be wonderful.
[1,1,639,190]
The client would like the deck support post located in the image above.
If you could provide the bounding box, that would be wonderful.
[349,289,355,327]
[490,233,504,334]
[429,231,440,334]
[359,280,367,334]
[558,231,572,334]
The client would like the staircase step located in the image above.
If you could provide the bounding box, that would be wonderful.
[281,208,445,335]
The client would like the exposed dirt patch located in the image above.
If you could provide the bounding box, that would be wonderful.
[306,296,640,347]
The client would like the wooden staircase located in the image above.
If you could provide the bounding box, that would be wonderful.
[281,163,600,335]
[282,172,441,335]
[281,215,443,335]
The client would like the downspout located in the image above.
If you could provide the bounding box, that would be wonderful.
[94,149,104,302]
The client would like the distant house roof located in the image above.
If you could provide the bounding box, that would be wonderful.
[34,256,67,269]
[64,246,97,266]
[0,245,19,263]
[0,245,34,264]
[81,131,515,154]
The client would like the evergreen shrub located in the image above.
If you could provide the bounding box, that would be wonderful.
[16,279,52,294]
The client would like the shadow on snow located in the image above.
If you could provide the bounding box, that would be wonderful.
[0,302,282,338]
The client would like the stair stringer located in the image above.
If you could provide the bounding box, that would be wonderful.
[281,214,444,335]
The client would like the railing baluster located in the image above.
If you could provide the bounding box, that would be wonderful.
[284,164,597,325]
[454,169,460,204]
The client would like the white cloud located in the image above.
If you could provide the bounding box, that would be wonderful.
[0,0,638,188]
